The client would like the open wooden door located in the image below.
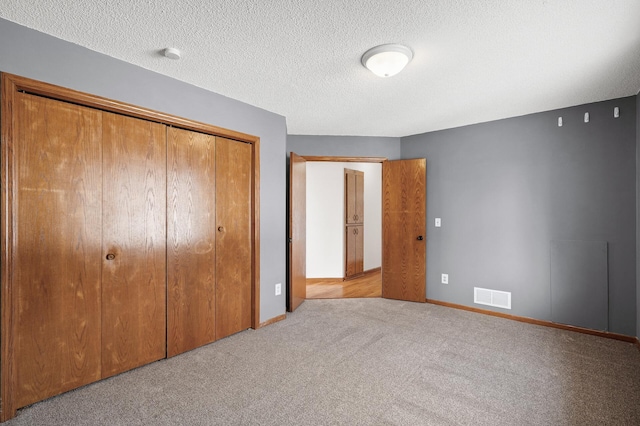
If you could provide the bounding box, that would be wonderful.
[288,153,306,311]
[382,159,426,302]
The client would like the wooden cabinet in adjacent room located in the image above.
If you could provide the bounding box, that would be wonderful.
[345,225,364,278]
[345,169,364,224]
[345,169,364,279]
[1,74,259,422]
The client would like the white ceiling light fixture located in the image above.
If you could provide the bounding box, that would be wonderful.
[361,44,413,78]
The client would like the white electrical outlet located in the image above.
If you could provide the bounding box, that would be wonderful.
[435,218,441,227]
[275,283,282,296]
[441,274,449,284]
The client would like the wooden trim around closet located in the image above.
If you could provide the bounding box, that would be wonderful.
[252,138,261,332]
[1,72,18,423]
[0,73,261,421]
[4,75,258,144]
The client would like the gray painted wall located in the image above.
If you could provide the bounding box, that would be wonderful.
[402,97,637,336]
[0,18,287,322]
[287,135,401,160]
[637,92,640,339]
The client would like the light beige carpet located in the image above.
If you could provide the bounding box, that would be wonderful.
[7,298,640,425]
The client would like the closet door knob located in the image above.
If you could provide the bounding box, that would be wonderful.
[218,226,225,232]
[417,236,424,241]
[106,253,116,260]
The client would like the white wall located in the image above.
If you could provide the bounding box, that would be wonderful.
[306,162,382,278]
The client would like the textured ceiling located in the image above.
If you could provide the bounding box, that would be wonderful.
[1,1,640,137]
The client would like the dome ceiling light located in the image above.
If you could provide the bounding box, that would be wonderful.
[361,44,413,78]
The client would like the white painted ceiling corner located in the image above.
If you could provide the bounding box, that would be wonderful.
[1,0,639,137]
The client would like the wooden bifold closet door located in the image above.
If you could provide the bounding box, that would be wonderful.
[14,92,103,408]
[14,94,168,404]
[2,74,258,422]
[214,137,252,340]
[167,128,217,357]
[167,130,252,356]
[101,112,167,378]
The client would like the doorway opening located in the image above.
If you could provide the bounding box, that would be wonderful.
[305,160,382,299]
[288,154,426,312]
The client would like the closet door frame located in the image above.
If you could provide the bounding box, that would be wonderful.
[0,73,261,422]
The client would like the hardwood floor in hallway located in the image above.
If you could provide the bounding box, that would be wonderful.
[306,270,381,299]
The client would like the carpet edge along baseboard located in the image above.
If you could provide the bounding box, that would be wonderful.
[426,298,638,346]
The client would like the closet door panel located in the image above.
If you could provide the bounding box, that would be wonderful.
[14,94,102,408]
[215,137,252,339]
[102,113,167,378]
[167,128,216,357]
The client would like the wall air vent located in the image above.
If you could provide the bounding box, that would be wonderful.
[474,287,511,310]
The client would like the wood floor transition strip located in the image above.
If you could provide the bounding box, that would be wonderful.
[343,267,381,282]
[426,298,638,344]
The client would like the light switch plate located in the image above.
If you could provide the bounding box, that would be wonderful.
[435,218,441,227]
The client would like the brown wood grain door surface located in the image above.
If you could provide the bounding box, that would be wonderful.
[215,137,252,339]
[101,112,167,378]
[14,93,103,408]
[346,170,356,223]
[355,171,364,223]
[2,74,262,422]
[345,225,364,278]
[346,226,356,277]
[288,152,306,312]
[345,169,364,224]
[167,128,217,357]
[382,159,426,302]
